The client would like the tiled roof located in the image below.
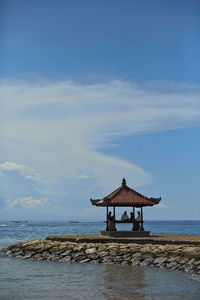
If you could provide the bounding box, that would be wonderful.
[90,178,161,207]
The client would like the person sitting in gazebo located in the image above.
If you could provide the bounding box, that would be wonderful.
[108,211,113,221]
[133,211,141,231]
[136,211,141,221]
[130,212,134,220]
[121,211,129,221]
[107,211,115,231]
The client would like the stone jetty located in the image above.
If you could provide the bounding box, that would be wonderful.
[1,236,200,275]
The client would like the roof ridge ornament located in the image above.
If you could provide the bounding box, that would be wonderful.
[122,177,126,187]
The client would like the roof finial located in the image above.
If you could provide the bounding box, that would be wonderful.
[122,177,126,187]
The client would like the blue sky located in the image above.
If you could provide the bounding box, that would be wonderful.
[0,0,200,220]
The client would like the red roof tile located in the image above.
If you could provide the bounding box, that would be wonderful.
[91,178,161,207]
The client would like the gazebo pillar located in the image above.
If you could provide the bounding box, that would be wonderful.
[132,207,135,231]
[106,206,108,230]
[140,207,144,231]
[113,206,116,231]
[113,206,116,221]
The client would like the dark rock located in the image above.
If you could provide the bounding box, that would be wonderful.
[33,254,44,260]
[196,264,200,271]
[22,251,35,259]
[166,262,178,269]
[132,252,142,258]
[178,258,190,265]
[90,260,99,264]
[193,260,200,267]
[167,257,178,263]
[59,256,71,263]
[98,251,109,257]
[87,254,99,260]
[79,258,90,263]
[154,257,167,266]
[114,256,124,262]
[12,250,23,257]
[186,258,195,266]
[60,250,72,257]
[140,258,154,266]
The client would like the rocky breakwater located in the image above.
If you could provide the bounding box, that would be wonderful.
[1,239,200,275]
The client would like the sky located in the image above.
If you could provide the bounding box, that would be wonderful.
[0,0,200,221]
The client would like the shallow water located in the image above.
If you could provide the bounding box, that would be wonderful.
[0,255,200,300]
[0,220,200,299]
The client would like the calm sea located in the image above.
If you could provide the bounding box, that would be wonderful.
[0,220,200,300]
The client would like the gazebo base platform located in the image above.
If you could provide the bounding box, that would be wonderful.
[101,230,151,237]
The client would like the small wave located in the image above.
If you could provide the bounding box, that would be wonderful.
[19,224,26,227]
[0,224,7,227]
[189,274,200,282]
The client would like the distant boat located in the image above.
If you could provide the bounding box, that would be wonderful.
[11,220,28,224]
[69,220,79,223]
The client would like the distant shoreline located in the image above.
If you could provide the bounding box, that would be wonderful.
[1,219,200,223]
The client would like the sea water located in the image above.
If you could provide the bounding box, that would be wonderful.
[0,221,200,300]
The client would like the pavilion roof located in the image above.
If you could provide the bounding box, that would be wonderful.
[90,178,161,207]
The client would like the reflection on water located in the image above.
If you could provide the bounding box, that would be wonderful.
[103,264,200,300]
[103,265,146,299]
[0,255,200,300]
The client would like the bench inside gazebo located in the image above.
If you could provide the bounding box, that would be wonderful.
[90,178,161,237]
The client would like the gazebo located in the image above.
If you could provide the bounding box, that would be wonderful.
[90,178,161,237]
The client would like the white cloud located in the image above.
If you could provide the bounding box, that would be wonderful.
[75,174,94,179]
[36,189,69,196]
[0,161,42,181]
[0,162,20,172]
[6,196,49,209]
[1,78,200,193]
[155,203,173,209]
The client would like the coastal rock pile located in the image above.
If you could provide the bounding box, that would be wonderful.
[1,239,200,275]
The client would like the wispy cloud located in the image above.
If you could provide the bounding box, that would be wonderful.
[155,203,173,209]
[36,189,69,196]
[1,78,200,214]
[75,174,94,179]
[7,196,49,209]
[0,161,42,181]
